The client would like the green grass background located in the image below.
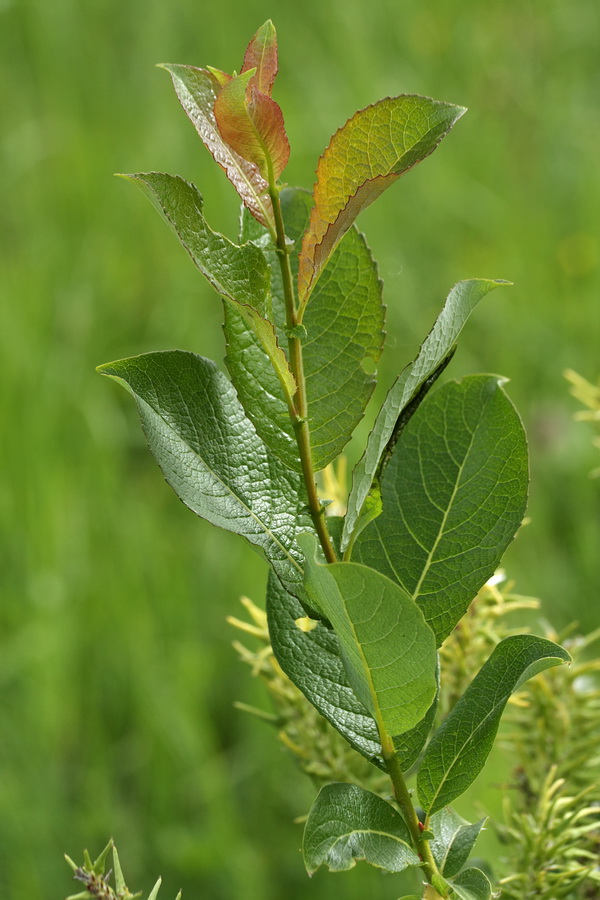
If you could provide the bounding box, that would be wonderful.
[1,0,599,896]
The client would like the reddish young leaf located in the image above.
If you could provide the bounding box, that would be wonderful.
[241,19,279,96]
[161,63,274,230]
[298,95,466,302]
[214,71,289,181]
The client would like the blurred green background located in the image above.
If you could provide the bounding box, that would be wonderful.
[1,0,599,896]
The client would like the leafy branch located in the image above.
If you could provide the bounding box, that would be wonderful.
[91,20,579,900]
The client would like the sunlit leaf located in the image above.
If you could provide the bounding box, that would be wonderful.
[418,635,571,814]
[299,533,437,738]
[298,95,466,301]
[303,783,420,874]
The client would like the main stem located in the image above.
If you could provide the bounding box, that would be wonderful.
[381,734,447,897]
[269,185,337,564]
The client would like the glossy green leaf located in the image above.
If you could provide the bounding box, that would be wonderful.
[355,375,529,644]
[267,571,436,768]
[418,635,571,814]
[449,867,493,900]
[429,808,486,878]
[299,534,437,738]
[298,96,466,301]
[123,172,297,420]
[342,279,508,551]
[303,783,420,875]
[230,187,385,471]
[97,351,309,597]
[267,571,383,762]
[161,64,274,228]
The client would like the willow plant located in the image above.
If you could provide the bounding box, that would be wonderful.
[96,21,572,900]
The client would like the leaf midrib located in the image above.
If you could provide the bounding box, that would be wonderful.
[424,650,564,812]
[136,386,303,575]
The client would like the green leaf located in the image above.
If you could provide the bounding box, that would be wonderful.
[303,225,385,470]
[354,375,529,645]
[392,663,439,770]
[147,878,162,900]
[343,279,509,551]
[299,534,437,738]
[160,63,274,229]
[266,571,384,764]
[121,172,271,313]
[97,351,308,597]
[123,172,297,427]
[112,845,127,893]
[298,96,466,302]
[417,634,571,814]
[449,867,493,900]
[268,572,438,769]
[429,808,486,877]
[223,303,300,469]
[303,783,420,875]
[230,187,385,471]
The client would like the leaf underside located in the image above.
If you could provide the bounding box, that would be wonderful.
[162,63,274,227]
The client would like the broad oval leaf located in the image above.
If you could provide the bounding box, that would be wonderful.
[417,634,571,814]
[229,187,385,471]
[298,95,466,302]
[429,808,487,878]
[449,867,493,900]
[161,64,274,229]
[343,279,509,550]
[354,375,529,645]
[300,533,438,738]
[303,783,420,875]
[97,351,308,597]
[267,571,437,768]
[266,571,383,764]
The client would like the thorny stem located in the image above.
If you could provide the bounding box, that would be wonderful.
[381,733,447,897]
[269,182,337,564]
